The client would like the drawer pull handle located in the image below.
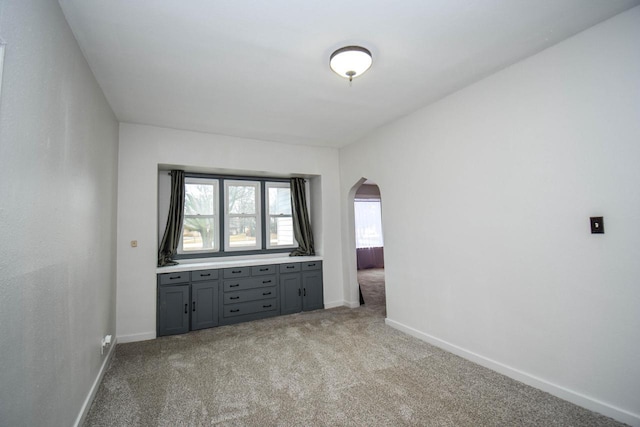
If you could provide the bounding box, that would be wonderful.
[230,284,240,288]
[262,280,271,284]
[170,276,181,280]
[286,265,295,269]
[259,268,269,271]
[200,273,211,277]
[192,302,196,312]
[230,309,240,313]
[304,288,307,297]
[262,292,271,296]
[184,303,188,314]
[263,304,272,308]
[307,263,315,267]
[232,270,242,274]
[230,296,240,300]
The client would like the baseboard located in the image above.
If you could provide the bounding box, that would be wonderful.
[116,331,156,344]
[73,337,117,427]
[385,318,640,427]
[324,300,360,309]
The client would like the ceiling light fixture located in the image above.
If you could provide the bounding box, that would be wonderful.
[330,46,372,83]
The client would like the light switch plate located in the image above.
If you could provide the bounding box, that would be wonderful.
[590,217,604,234]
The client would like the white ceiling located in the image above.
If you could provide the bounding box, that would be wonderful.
[59,0,639,148]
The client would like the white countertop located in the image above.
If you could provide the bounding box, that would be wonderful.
[156,255,323,274]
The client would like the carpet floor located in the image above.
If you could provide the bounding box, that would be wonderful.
[84,297,624,426]
[358,268,386,314]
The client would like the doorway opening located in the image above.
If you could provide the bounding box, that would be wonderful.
[353,180,386,315]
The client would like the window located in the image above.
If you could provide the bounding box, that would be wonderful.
[168,174,300,258]
[225,180,261,251]
[354,199,384,248]
[266,182,296,249]
[181,179,219,253]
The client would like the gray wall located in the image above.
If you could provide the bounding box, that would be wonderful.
[0,0,119,425]
[340,7,640,424]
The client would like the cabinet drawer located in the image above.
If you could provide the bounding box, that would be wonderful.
[224,286,276,304]
[301,261,322,271]
[251,265,276,276]
[279,263,300,273]
[191,269,219,281]
[159,272,190,285]
[223,267,251,278]
[224,276,276,292]
[223,298,277,318]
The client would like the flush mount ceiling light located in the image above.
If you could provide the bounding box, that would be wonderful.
[329,46,372,83]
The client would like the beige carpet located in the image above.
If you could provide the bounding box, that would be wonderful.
[84,304,623,426]
[358,267,386,315]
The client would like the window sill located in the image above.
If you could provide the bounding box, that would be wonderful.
[156,254,323,274]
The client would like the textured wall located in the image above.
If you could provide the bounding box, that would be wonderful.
[0,1,119,425]
[340,7,640,425]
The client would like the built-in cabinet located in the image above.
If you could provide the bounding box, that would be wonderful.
[157,260,323,337]
[157,269,220,336]
[280,261,323,315]
[158,284,190,336]
[302,263,324,311]
[219,264,279,325]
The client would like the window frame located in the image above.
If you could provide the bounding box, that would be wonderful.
[224,179,262,252]
[265,181,298,250]
[172,173,296,259]
[178,178,220,255]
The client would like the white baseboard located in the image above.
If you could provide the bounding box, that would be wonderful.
[117,331,156,344]
[324,300,360,309]
[73,337,117,427]
[385,318,640,427]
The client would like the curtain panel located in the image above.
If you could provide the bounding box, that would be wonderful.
[158,170,185,266]
[354,199,384,248]
[289,177,315,256]
[357,247,385,270]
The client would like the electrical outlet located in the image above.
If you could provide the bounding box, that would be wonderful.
[101,335,113,355]
[131,240,138,248]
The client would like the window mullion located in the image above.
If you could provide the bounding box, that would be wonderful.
[261,181,266,250]
[218,178,224,253]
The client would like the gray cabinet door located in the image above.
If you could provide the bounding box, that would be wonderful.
[191,281,219,330]
[280,274,302,315]
[302,271,324,312]
[159,285,190,336]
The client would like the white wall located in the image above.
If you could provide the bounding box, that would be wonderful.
[117,123,344,342]
[340,7,640,425]
[0,1,119,426]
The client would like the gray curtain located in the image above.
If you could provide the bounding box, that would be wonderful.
[290,178,315,256]
[158,170,185,266]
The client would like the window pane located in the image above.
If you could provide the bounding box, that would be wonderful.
[268,187,291,215]
[228,217,257,247]
[182,217,216,251]
[354,200,384,248]
[269,216,294,246]
[185,184,214,215]
[228,185,256,214]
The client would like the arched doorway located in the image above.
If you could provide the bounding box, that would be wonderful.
[352,180,386,315]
